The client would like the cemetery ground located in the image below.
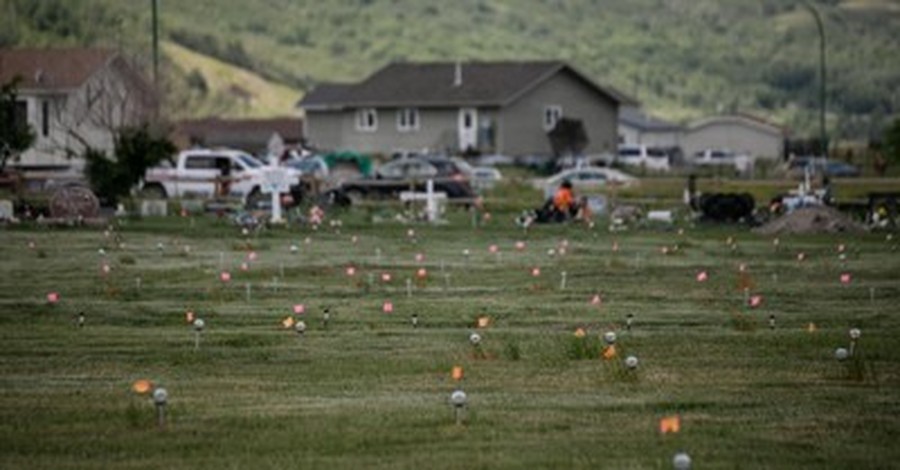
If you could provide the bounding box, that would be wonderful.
[1,209,899,469]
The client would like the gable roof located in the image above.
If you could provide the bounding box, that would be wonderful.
[299,61,635,110]
[619,106,682,132]
[0,48,117,91]
[688,113,786,137]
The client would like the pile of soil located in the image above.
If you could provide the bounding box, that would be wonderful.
[753,206,866,235]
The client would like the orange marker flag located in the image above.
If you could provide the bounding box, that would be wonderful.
[602,344,617,360]
[282,316,295,329]
[477,316,490,328]
[132,379,153,395]
[659,415,681,434]
[807,322,817,333]
[451,366,464,381]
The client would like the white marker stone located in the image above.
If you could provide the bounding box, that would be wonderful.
[603,331,617,345]
[450,389,467,407]
[152,387,168,405]
[624,355,639,370]
[835,347,849,361]
[469,332,482,346]
[673,452,692,470]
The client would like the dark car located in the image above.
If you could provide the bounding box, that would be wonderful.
[787,157,861,178]
[336,156,475,204]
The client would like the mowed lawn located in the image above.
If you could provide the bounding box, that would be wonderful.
[1,210,899,469]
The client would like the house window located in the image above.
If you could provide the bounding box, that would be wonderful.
[356,108,378,132]
[397,108,419,132]
[41,100,50,136]
[543,105,562,131]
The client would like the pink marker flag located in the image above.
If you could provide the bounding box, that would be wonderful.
[489,244,499,254]
[749,295,763,308]
[515,241,526,251]
[293,304,305,315]
[840,273,852,285]
[382,300,394,313]
[47,292,60,304]
[591,294,602,306]
[531,267,541,277]
[416,268,428,279]
[696,271,709,282]
[346,266,356,277]
[381,272,392,282]
[415,253,425,263]
[247,251,258,261]
[220,271,231,282]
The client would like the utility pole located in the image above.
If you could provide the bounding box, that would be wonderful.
[803,1,827,157]
[151,0,159,87]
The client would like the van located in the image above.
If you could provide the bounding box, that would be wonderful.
[616,145,670,171]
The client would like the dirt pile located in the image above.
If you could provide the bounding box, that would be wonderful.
[754,206,866,235]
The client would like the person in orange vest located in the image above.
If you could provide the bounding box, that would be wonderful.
[551,179,577,222]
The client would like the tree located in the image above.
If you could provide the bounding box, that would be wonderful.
[83,124,174,206]
[0,78,35,172]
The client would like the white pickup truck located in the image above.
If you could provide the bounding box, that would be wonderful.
[140,149,303,207]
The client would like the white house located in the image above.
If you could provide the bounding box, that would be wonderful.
[0,48,156,176]
[681,114,786,161]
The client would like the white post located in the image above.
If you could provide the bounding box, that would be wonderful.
[426,179,436,222]
[271,190,283,223]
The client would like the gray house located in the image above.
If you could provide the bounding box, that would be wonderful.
[297,61,632,157]
[681,114,786,161]
[617,106,683,148]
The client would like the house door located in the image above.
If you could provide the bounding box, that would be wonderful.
[458,108,478,152]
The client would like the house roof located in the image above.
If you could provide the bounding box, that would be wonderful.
[0,48,117,91]
[173,117,304,152]
[687,113,786,137]
[298,61,636,110]
[619,106,682,132]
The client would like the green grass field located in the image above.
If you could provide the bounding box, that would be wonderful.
[1,208,899,469]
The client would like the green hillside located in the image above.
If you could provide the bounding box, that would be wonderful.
[2,0,899,140]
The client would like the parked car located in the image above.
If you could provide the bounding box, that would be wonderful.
[282,155,330,180]
[786,157,861,178]
[539,166,638,199]
[477,154,516,167]
[336,156,474,204]
[470,166,503,191]
[376,158,439,179]
[141,148,303,208]
[616,144,670,171]
[691,148,742,167]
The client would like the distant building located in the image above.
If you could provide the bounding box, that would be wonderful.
[0,48,156,175]
[617,106,682,148]
[173,117,304,156]
[681,114,786,161]
[297,61,634,157]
